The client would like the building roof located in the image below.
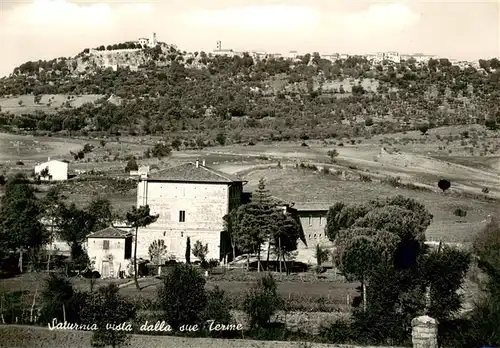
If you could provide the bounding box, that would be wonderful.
[145,162,246,184]
[88,226,132,239]
[283,201,331,212]
[36,159,69,166]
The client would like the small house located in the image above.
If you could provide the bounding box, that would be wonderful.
[87,227,133,278]
[34,158,69,181]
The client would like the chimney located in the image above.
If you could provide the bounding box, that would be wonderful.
[202,159,205,166]
[195,160,199,168]
[47,157,50,161]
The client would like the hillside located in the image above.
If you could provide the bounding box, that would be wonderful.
[0,42,499,145]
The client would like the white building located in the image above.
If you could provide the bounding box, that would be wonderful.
[135,160,246,263]
[87,226,133,278]
[384,52,401,63]
[34,158,69,181]
[137,33,158,48]
[212,49,235,57]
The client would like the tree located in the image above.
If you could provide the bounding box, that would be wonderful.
[157,263,207,330]
[192,240,208,263]
[314,244,329,267]
[323,196,476,344]
[57,198,114,274]
[125,158,138,173]
[39,273,88,324]
[185,237,191,264]
[273,212,300,273]
[0,174,48,273]
[126,205,159,290]
[215,132,226,145]
[467,217,500,345]
[87,284,136,348]
[148,239,167,265]
[327,149,339,162]
[41,186,66,271]
[229,178,278,272]
[438,179,451,193]
[151,143,171,158]
[40,167,50,180]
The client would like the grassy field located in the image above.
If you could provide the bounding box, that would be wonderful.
[1,126,498,241]
[241,166,498,243]
[0,94,103,115]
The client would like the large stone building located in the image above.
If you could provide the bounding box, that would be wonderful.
[136,160,246,262]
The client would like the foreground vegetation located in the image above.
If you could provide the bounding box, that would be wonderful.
[1,168,499,346]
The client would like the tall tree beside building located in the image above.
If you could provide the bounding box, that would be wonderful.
[126,205,158,290]
[185,237,191,264]
[273,211,301,273]
[40,186,66,271]
[0,174,48,273]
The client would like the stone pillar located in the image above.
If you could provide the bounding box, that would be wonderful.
[411,315,438,348]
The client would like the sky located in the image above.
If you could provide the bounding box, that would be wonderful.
[0,0,499,77]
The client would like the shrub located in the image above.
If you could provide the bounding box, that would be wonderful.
[418,123,430,135]
[39,273,88,324]
[453,208,467,218]
[158,263,207,330]
[438,179,451,192]
[16,161,24,166]
[359,174,372,182]
[151,143,171,158]
[202,286,235,337]
[215,133,226,146]
[482,187,490,194]
[125,158,138,173]
[243,273,284,328]
[327,149,339,162]
[87,284,136,348]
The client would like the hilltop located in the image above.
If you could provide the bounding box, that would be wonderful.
[0,40,499,145]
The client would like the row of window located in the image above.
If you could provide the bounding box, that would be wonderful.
[307,216,325,226]
[308,234,324,239]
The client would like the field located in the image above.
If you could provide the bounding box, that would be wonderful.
[0,94,104,115]
[1,124,499,240]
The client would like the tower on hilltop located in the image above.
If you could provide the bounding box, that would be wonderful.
[216,40,221,51]
[149,32,157,47]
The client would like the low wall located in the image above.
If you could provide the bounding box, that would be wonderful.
[0,325,406,348]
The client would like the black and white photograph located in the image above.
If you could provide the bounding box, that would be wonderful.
[0,0,499,347]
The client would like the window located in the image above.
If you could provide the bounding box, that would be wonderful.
[103,240,109,250]
[181,187,186,197]
[319,216,323,225]
[308,216,312,226]
[179,210,185,222]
